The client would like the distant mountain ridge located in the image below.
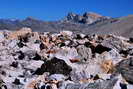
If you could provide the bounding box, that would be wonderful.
[63,12,110,24]
[0,12,133,37]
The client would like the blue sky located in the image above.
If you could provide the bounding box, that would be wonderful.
[0,0,132,21]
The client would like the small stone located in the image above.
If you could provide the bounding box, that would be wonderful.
[93,74,100,80]
[69,58,80,63]
[49,74,66,81]
[10,61,18,68]
[13,78,21,85]
[100,60,114,73]
[129,38,133,43]
[18,51,25,60]
[32,53,42,60]
[40,42,47,50]
[94,44,111,54]
[120,83,127,89]
[41,85,45,89]
[17,41,25,48]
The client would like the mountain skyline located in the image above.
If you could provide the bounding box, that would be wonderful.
[0,11,133,38]
[0,0,132,21]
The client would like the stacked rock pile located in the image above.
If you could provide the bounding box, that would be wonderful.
[0,27,133,89]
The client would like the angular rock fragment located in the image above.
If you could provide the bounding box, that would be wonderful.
[129,38,133,43]
[120,83,127,89]
[13,78,21,85]
[76,45,92,62]
[115,57,133,84]
[75,34,84,39]
[94,44,111,54]
[100,60,114,73]
[10,61,18,68]
[54,47,79,62]
[40,42,47,50]
[69,58,80,63]
[120,49,133,57]
[32,53,42,60]
[34,57,72,75]
[84,42,111,54]
[102,35,127,52]
[0,79,7,89]
[17,51,25,60]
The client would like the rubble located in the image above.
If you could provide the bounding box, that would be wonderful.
[0,28,133,89]
[115,57,133,84]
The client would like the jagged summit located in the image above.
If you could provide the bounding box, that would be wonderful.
[83,12,102,18]
[63,12,110,24]
[0,12,133,37]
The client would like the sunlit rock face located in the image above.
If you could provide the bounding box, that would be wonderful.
[0,28,133,89]
[63,12,109,24]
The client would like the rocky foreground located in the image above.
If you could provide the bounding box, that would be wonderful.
[0,28,133,89]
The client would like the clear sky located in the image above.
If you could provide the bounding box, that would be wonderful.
[0,0,132,21]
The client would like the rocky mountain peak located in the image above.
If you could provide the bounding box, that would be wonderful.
[64,12,109,24]
[66,12,78,20]
[0,12,132,38]
[83,12,102,18]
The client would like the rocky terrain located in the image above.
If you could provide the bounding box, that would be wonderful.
[0,27,133,89]
[0,12,133,37]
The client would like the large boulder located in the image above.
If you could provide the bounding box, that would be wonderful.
[34,57,72,75]
[115,57,133,84]
[76,45,92,62]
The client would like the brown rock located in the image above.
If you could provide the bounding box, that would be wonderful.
[69,58,80,63]
[100,60,114,73]
[7,27,32,40]
[27,80,37,89]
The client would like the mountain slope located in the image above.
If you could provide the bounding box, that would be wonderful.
[0,12,133,37]
[88,15,133,37]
